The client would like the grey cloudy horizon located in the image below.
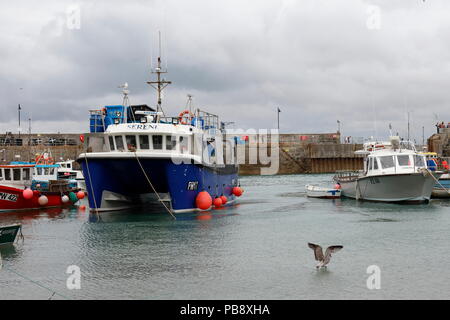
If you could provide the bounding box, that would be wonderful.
[1,0,449,143]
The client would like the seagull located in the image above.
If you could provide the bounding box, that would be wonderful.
[308,243,343,269]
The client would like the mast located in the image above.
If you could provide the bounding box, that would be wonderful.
[146,32,171,120]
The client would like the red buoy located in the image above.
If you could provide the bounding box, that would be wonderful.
[334,184,341,190]
[220,195,227,205]
[22,188,33,200]
[76,191,85,200]
[232,187,243,197]
[213,197,223,208]
[196,191,212,210]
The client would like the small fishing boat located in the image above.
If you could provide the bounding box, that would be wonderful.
[56,159,86,190]
[305,185,341,199]
[420,152,450,198]
[334,137,442,203]
[0,224,21,245]
[0,163,82,212]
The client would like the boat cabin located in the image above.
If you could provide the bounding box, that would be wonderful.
[0,164,33,188]
[364,151,427,176]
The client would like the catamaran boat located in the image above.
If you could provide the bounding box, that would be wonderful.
[334,137,442,203]
[77,55,242,213]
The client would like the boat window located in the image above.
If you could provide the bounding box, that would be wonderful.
[152,135,162,150]
[13,168,21,181]
[23,168,30,180]
[115,135,125,151]
[397,155,411,166]
[0,169,2,178]
[414,155,425,167]
[109,136,115,151]
[37,167,43,175]
[373,157,378,170]
[50,168,55,175]
[379,156,395,169]
[5,169,11,180]
[139,135,150,150]
[369,157,373,170]
[180,136,189,153]
[166,135,177,151]
[126,135,137,151]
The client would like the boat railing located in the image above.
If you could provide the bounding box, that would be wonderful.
[334,170,362,181]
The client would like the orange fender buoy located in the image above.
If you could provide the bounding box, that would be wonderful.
[232,187,243,197]
[220,195,227,205]
[22,188,33,200]
[213,197,223,208]
[196,191,212,210]
[76,191,85,200]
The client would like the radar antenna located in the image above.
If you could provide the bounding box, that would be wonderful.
[147,31,171,121]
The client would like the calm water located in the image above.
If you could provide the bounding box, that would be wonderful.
[1,174,450,300]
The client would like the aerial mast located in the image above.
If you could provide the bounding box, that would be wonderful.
[147,31,171,120]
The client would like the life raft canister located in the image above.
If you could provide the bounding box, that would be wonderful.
[178,110,194,125]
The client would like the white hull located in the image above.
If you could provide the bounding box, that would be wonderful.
[337,172,439,203]
[305,185,341,199]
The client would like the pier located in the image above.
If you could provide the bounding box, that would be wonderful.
[1,132,365,174]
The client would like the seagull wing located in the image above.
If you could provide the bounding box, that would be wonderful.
[308,243,324,261]
[324,245,343,262]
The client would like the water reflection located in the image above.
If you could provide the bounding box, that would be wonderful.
[0,207,75,225]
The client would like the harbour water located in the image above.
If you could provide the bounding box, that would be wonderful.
[1,174,450,300]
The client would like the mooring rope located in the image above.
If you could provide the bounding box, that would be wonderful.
[0,263,71,300]
[424,168,450,195]
[132,151,176,220]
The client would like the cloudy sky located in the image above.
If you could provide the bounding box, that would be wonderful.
[0,0,449,143]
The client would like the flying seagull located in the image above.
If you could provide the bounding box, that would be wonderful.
[308,243,343,269]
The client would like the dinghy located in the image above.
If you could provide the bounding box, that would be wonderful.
[305,185,341,199]
[0,224,21,245]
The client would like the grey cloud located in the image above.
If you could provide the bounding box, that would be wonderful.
[0,0,449,142]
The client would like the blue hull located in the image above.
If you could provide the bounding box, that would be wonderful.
[432,178,450,198]
[78,157,239,212]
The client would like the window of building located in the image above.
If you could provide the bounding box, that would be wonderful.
[139,135,149,150]
[109,136,115,151]
[152,135,162,150]
[115,135,125,151]
[126,135,137,150]
[379,156,395,169]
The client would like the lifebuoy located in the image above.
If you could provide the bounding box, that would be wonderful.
[178,110,194,125]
